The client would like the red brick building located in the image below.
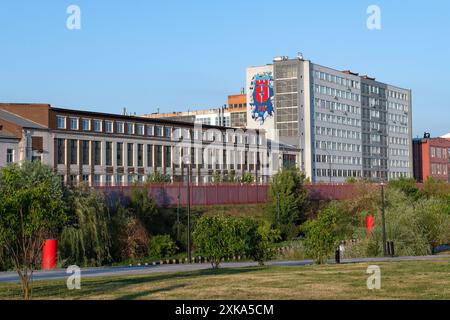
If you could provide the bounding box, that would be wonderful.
[413,135,450,182]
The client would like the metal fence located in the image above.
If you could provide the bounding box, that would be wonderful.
[97,183,358,207]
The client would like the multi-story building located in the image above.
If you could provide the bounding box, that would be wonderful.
[144,107,231,127]
[413,134,450,183]
[246,55,413,183]
[228,92,247,128]
[144,91,248,129]
[0,103,294,185]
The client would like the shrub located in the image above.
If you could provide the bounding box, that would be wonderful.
[302,203,350,264]
[267,168,309,240]
[149,235,178,259]
[244,220,280,265]
[193,216,247,268]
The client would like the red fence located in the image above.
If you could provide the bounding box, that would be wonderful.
[97,183,356,207]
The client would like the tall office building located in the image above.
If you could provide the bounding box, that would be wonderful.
[246,55,413,183]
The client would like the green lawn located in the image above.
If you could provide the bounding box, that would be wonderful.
[1,257,449,300]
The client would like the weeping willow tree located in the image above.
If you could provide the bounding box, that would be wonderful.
[59,186,112,267]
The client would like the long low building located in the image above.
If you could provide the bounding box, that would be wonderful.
[0,103,299,185]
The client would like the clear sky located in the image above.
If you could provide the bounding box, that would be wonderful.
[0,0,449,137]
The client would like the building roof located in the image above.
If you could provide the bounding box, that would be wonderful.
[0,109,46,129]
[0,130,19,139]
[441,133,450,139]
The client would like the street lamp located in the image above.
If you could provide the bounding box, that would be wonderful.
[183,155,192,264]
[380,181,387,257]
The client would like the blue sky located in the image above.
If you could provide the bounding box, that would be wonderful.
[0,0,449,137]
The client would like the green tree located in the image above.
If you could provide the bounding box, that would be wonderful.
[302,203,349,264]
[146,172,171,184]
[268,168,309,239]
[0,162,66,299]
[239,172,255,184]
[149,234,178,259]
[244,220,280,265]
[388,177,420,200]
[212,171,223,184]
[193,216,246,268]
[129,187,159,233]
[59,186,111,267]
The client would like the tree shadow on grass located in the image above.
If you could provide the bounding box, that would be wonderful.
[116,284,187,300]
[5,266,265,300]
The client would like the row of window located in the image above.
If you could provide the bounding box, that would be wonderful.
[388,90,408,101]
[56,116,172,137]
[388,101,409,112]
[389,136,409,146]
[388,113,408,124]
[361,83,386,96]
[316,140,362,153]
[315,126,361,140]
[390,160,411,168]
[389,148,410,157]
[389,172,411,179]
[314,70,360,89]
[314,98,361,115]
[389,125,409,135]
[315,154,362,165]
[430,146,450,159]
[315,85,361,102]
[56,139,267,168]
[315,112,361,127]
[431,163,448,175]
[315,169,362,178]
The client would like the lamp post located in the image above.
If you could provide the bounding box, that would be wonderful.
[176,193,180,241]
[380,182,387,257]
[183,155,192,264]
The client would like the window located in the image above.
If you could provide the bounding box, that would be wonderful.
[164,146,171,168]
[82,119,90,131]
[127,143,134,167]
[69,118,78,130]
[127,122,134,135]
[106,142,112,166]
[136,124,144,135]
[57,116,66,129]
[137,144,143,167]
[6,149,14,163]
[156,126,163,137]
[105,121,113,133]
[94,141,101,165]
[156,145,162,167]
[431,147,436,158]
[93,120,102,132]
[81,140,89,165]
[165,127,171,138]
[69,139,78,165]
[117,142,123,166]
[117,122,124,134]
[56,138,65,164]
[147,125,154,136]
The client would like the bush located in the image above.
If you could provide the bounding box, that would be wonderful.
[193,216,247,268]
[149,235,178,259]
[244,220,280,265]
[267,168,309,240]
[302,203,351,264]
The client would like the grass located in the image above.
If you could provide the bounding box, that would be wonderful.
[1,257,449,300]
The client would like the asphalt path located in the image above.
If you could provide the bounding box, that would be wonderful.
[0,255,448,284]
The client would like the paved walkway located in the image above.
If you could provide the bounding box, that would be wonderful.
[0,255,448,284]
